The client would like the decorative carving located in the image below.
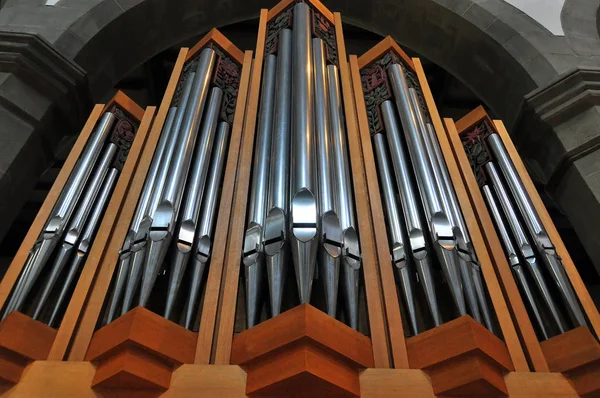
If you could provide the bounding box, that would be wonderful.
[265,8,293,55]
[172,41,241,125]
[265,1,338,65]
[459,119,495,187]
[360,50,431,136]
[107,105,139,171]
[312,9,337,65]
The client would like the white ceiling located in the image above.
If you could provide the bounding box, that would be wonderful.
[504,0,565,35]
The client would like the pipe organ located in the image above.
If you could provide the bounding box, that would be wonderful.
[0,1,599,396]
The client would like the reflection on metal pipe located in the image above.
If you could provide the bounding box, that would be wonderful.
[185,122,230,330]
[482,184,549,339]
[165,86,223,320]
[290,2,319,305]
[380,100,441,328]
[387,64,465,317]
[313,38,342,319]
[327,64,361,330]
[121,73,197,317]
[488,133,586,327]
[484,161,567,333]
[3,112,116,318]
[417,119,482,325]
[33,143,118,320]
[243,54,277,328]
[264,29,292,318]
[49,168,119,327]
[140,49,216,308]
[106,107,178,323]
[373,133,419,335]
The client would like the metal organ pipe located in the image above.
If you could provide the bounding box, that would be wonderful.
[327,64,361,330]
[32,143,118,320]
[49,168,119,327]
[313,37,342,320]
[120,73,197,317]
[290,2,319,306]
[243,54,277,328]
[388,63,466,318]
[3,112,116,318]
[482,184,550,339]
[140,48,217,308]
[380,100,441,329]
[165,86,224,320]
[484,161,567,333]
[264,29,292,319]
[486,134,586,328]
[373,133,419,335]
[185,121,230,330]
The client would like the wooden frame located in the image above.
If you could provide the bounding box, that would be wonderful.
[213,3,392,368]
[0,91,152,365]
[67,29,253,363]
[334,15,393,369]
[67,49,188,361]
[349,54,408,369]
[449,107,600,373]
[350,36,528,374]
[414,59,528,372]
[213,8,268,365]
[447,111,548,371]
[195,49,253,364]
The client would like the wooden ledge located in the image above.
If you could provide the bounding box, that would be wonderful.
[186,28,244,65]
[85,307,197,391]
[267,0,334,23]
[407,315,513,396]
[232,304,373,397]
[0,311,57,384]
[357,36,415,72]
[542,326,600,396]
[103,90,145,122]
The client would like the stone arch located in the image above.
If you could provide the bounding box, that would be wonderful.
[44,0,565,128]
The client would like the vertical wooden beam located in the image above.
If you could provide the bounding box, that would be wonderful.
[347,55,406,368]
[48,106,156,361]
[0,105,105,312]
[494,119,600,338]
[66,49,189,361]
[445,118,548,372]
[194,50,253,364]
[413,57,529,372]
[213,9,268,365]
[335,14,395,369]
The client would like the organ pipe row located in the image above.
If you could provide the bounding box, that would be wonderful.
[1,108,133,327]
[105,47,233,330]
[461,121,587,339]
[366,62,494,335]
[243,2,362,329]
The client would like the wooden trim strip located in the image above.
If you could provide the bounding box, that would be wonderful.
[66,48,189,361]
[0,105,105,313]
[267,0,334,22]
[454,105,489,135]
[445,118,547,372]
[49,106,156,361]
[194,50,253,364]
[493,119,600,338]
[413,57,529,372]
[213,9,269,365]
[186,28,245,65]
[336,15,396,369]
[336,42,398,368]
[103,90,145,122]
[357,36,415,72]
